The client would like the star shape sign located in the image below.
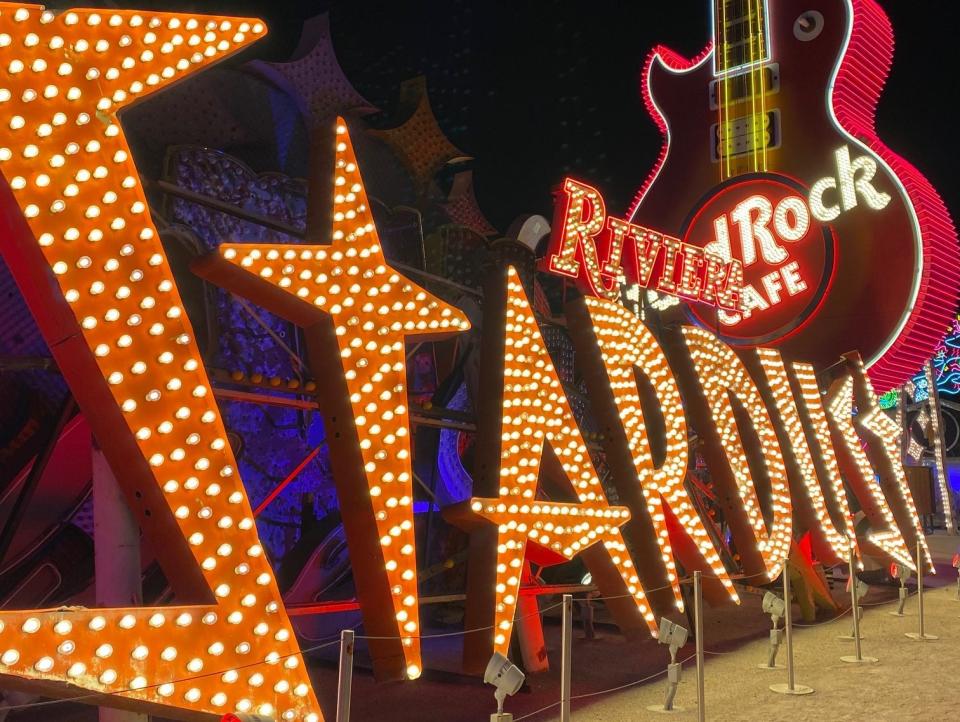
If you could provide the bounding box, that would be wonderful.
[193,117,471,681]
[851,359,932,572]
[458,267,648,653]
[826,376,914,570]
[0,5,323,721]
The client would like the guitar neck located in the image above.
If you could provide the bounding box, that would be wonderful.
[712,0,776,177]
[713,0,770,76]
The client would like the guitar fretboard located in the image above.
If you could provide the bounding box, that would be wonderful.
[714,0,769,75]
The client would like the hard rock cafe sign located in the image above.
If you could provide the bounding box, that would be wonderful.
[546,145,895,345]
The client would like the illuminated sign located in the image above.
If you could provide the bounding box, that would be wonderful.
[682,176,835,343]
[626,0,960,390]
[544,178,744,311]
[809,146,892,222]
[0,5,938,710]
[683,146,896,342]
[546,146,891,343]
[447,264,931,657]
[0,6,321,722]
[194,118,470,682]
[456,268,652,651]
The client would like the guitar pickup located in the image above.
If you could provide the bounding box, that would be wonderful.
[710,63,780,109]
[711,109,781,160]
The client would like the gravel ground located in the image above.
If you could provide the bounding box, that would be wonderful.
[536,534,960,722]
[8,536,957,721]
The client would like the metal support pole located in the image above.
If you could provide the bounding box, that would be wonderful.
[907,537,938,640]
[841,543,877,663]
[560,594,572,722]
[770,566,814,695]
[336,629,355,722]
[93,447,147,722]
[926,361,956,534]
[0,395,75,563]
[694,571,705,722]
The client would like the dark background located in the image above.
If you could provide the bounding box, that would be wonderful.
[55,0,960,230]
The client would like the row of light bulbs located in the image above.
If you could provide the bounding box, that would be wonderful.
[0,6,320,721]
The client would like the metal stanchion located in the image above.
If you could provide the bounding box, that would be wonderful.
[561,594,572,722]
[770,566,814,695]
[336,629,355,722]
[906,537,938,641]
[841,544,877,663]
[694,571,705,722]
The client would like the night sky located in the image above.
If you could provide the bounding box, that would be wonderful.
[61,0,960,230]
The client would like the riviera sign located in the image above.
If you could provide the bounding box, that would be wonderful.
[544,178,745,311]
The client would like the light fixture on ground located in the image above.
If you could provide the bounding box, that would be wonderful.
[647,618,689,713]
[952,553,960,601]
[484,652,525,722]
[888,563,912,617]
[838,577,868,641]
[758,591,786,670]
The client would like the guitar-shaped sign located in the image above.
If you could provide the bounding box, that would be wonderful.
[629,0,960,389]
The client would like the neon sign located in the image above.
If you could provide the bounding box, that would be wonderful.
[627,0,960,390]
[809,146,892,222]
[0,8,936,713]
[544,178,744,311]
[683,176,835,341]
[195,118,470,682]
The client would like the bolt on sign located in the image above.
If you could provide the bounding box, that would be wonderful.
[0,4,936,719]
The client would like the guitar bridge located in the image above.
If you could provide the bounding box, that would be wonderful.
[711,110,781,161]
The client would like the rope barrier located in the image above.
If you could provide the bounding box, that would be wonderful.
[862,590,917,607]
[0,564,933,715]
[512,654,700,721]
[354,601,564,641]
[512,700,561,721]
[570,654,697,701]
[792,607,851,628]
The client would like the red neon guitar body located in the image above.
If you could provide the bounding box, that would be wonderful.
[630,0,960,388]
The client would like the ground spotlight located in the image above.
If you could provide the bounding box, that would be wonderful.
[839,576,868,640]
[889,562,912,617]
[952,553,960,601]
[484,652,525,721]
[759,591,786,669]
[647,617,689,713]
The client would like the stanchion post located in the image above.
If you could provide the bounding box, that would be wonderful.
[852,549,862,660]
[770,565,814,695]
[337,629,355,722]
[694,571,705,722]
[907,536,938,641]
[919,540,925,638]
[561,594,572,722]
[841,543,877,663]
[784,569,795,690]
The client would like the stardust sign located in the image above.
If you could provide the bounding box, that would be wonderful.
[0,5,942,722]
